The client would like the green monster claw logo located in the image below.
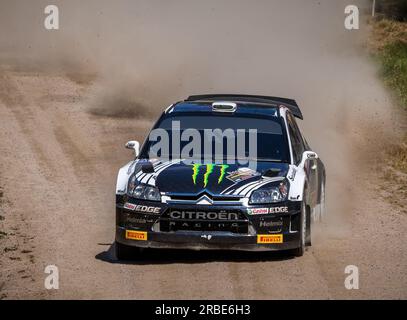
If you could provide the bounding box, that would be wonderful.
[192,164,200,185]
[191,164,229,187]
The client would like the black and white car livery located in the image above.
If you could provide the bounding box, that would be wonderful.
[115,94,326,259]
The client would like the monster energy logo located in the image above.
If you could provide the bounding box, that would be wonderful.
[192,164,229,187]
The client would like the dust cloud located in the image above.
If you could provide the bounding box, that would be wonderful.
[0,0,398,235]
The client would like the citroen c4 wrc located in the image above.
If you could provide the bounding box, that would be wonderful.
[115,94,326,259]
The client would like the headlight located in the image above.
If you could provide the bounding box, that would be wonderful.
[249,180,289,204]
[127,175,161,201]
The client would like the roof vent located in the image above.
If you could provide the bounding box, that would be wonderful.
[211,102,237,112]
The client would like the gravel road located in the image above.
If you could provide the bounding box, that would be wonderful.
[0,0,406,299]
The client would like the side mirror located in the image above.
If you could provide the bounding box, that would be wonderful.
[125,140,140,157]
[299,151,318,168]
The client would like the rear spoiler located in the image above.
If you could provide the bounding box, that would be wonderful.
[186,94,303,119]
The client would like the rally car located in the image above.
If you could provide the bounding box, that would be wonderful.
[115,94,326,259]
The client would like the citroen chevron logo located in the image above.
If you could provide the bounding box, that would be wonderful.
[191,164,229,187]
[196,195,213,205]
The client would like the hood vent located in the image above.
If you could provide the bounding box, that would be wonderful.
[211,102,237,113]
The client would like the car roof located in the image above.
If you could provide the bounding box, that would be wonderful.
[176,94,303,119]
[168,101,278,118]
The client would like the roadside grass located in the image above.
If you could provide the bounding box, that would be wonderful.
[387,134,407,173]
[370,18,407,50]
[370,18,407,110]
[0,186,5,239]
[369,18,407,212]
[377,41,407,110]
[381,135,407,211]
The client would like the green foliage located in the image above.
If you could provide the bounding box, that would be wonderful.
[377,41,407,109]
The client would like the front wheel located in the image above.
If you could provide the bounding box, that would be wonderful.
[292,201,307,257]
[312,182,326,223]
[115,241,138,260]
[319,182,326,221]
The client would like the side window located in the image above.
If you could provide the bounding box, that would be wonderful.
[291,114,310,151]
[287,113,305,165]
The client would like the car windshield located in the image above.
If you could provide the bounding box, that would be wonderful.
[139,114,290,162]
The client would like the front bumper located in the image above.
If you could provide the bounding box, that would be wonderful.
[116,227,301,251]
[115,198,302,252]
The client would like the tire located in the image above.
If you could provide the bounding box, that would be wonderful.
[115,241,137,261]
[318,182,326,222]
[305,205,312,246]
[311,205,319,223]
[292,201,307,257]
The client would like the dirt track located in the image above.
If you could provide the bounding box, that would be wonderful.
[0,0,406,299]
[0,65,405,299]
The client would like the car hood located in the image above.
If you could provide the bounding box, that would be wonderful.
[133,159,289,196]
